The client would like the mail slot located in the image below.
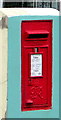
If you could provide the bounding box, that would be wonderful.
[25,30,49,40]
[21,20,52,111]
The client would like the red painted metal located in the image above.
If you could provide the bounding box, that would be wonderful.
[21,20,52,111]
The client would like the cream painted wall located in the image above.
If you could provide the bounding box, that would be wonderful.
[0,28,8,119]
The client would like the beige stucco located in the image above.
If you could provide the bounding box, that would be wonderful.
[0,28,8,119]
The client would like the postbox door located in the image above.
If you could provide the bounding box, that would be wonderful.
[21,20,52,111]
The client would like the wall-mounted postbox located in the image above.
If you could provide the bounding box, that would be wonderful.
[0,8,59,118]
[21,20,52,111]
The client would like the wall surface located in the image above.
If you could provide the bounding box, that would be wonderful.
[0,28,8,119]
[0,8,59,119]
[7,15,59,118]
[59,15,61,120]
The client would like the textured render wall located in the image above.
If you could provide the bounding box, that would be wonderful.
[0,28,8,119]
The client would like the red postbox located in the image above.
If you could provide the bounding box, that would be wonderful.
[21,20,52,111]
